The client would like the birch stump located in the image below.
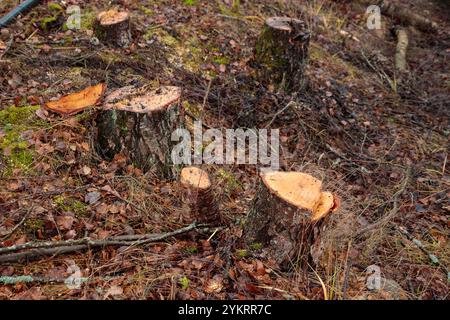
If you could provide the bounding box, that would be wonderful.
[180,167,220,224]
[94,9,132,48]
[395,28,409,72]
[255,17,310,93]
[96,86,183,179]
[244,171,339,267]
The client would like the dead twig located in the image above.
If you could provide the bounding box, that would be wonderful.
[0,222,215,263]
[0,206,34,242]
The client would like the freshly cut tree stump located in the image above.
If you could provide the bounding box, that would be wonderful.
[94,9,132,48]
[255,17,310,93]
[96,86,183,179]
[180,167,220,224]
[244,171,339,267]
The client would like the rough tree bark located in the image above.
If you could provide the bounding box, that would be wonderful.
[180,166,220,224]
[96,86,183,179]
[395,28,409,72]
[94,9,132,48]
[255,17,310,93]
[244,171,339,268]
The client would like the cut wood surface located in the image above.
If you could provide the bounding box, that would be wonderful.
[44,83,106,116]
[245,171,339,267]
[94,9,131,47]
[255,16,310,93]
[96,86,183,179]
[180,167,219,224]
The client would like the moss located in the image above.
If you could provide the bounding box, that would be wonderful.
[179,276,190,289]
[0,105,46,175]
[24,218,44,235]
[53,195,88,217]
[236,249,248,258]
[146,27,205,72]
[183,0,197,6]
[249,242,263,250]
[217,0,241,16]
[183,245,198,254]
[80,11,96,30]
[140,6,154,15]
[47,2,63,12]
[40,16,59,31]
[0,105,40,125]
[212,55,231,65]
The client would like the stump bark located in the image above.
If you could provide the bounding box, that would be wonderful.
[244,171,339,267]
[255,17,310,93]
[96,86,183,179]
[94,9,132,48]
[180,167,219,224]
[395,28,409,72]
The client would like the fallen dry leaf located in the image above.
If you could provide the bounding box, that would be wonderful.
[56,215,75,231]
[204,275,224,294]
[104,285,123,298]
[44,83,106,116]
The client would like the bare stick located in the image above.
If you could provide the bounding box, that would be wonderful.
[0,223,207,263]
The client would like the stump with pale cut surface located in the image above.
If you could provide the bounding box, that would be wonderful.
[180,167,220,224]
[255,17,310,93]
[94,9,132,48]
[96,86,183,179]
[244,171,339,267]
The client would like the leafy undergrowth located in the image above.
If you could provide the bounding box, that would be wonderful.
[0,0,448,300]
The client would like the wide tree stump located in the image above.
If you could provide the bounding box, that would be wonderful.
[244,171,339,267]
[94,9,132,48]
[255,17,310,93]
[96,86,183,179]
[180,167,220,224]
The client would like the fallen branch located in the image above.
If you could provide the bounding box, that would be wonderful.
[0,222,210,263]
[361,0,438,33]
[0,206,33,242]
[0,275,87,285]
[379,0,438,33]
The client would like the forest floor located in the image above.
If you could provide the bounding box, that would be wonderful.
[0,0,448,300]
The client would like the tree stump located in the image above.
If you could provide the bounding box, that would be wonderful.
[94,9,132,48]
[244,171,339,268]
[255,17,310,93]
[180,167,220,224]
[96,86,183,179]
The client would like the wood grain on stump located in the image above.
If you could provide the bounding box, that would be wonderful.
[180,167,219,224]
[95,9,131,48]
[244,171,339,267]
[255,17,310,93]
[96,86,183,179]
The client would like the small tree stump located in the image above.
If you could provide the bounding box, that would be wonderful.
[244,171,339,267]
[96,86,183,179]
[255,17,310,93]
[180,167,219,224]
[94,9,131,48]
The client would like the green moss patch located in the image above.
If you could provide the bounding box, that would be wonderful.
[53,195,88,217]
[0,105,47,175]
